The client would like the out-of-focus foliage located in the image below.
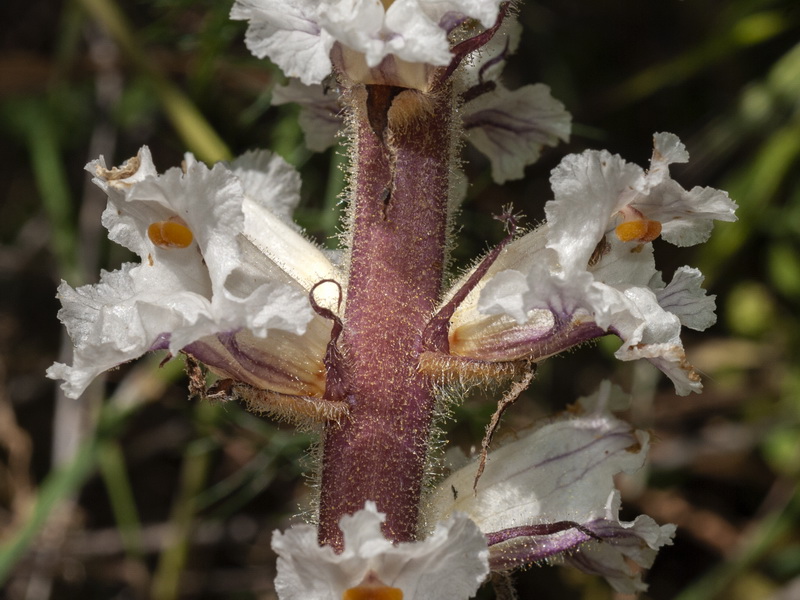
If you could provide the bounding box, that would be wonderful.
[1,0,799,598]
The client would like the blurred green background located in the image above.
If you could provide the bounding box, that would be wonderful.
[1,0,799,598]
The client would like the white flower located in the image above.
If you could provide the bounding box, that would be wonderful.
[460,19,571,183]
[463,83,570,183]
[263,15,569,184]
[423,382,675,594]
[47,147,341,399]
[442,133,736,394]
[272,502,489,600]
[231,0,505,88]
[271,80,344,152]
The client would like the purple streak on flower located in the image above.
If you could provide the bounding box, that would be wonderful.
[486,521,595,564]
[272,80,344,152]
[486,516,673,593]
[423,382,675,593]
[439,12,470,33]
[149,332,171,351]
[459,19,571,183]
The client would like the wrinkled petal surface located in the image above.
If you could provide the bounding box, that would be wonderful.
[272,80,343,152]
[231,0,505,86]
[424,382,675,593]
[273,502,489,600]
[459,134,735,393]
[48,148,337,398]
[230,0,334,86]
[464,84,570,184]
[459,18,570,183]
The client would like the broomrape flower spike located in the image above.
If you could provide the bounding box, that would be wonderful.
[48,2,737,598]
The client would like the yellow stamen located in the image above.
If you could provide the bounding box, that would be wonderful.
[147,219,194,249]
[614,219,662,243]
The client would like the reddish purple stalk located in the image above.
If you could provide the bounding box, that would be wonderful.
[317,86,454,547]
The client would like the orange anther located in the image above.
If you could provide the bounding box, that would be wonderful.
[147,219,194,249]
[343,580,402,600]
[343,587,402,600]
[614,219,661,243]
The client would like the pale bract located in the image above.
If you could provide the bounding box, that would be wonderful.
[424,381,675,594]
[448,133,737,394]
[273,501,489,600]
[231,0,505,88]
[47,148,340,399]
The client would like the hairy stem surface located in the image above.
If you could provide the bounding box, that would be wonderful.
[318,86,455,547]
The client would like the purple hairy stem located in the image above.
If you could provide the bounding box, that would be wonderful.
[317,84,455,548]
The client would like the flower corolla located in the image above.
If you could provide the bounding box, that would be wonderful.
[47,148,342,407]
[440,133,737,394]
[264,17,570,184]
[424,381,675,594]
[272,501,489,600]
[460,19,571,183]
[230,0,505,88]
